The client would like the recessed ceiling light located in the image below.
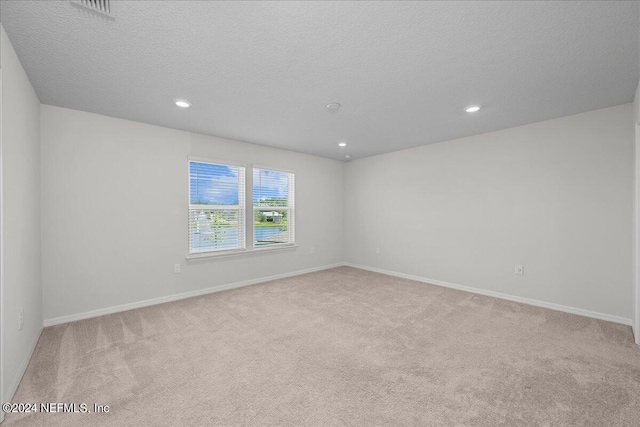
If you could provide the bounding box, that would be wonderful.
[465,105,481,113]
[175,100,191,108]
[338,142,347,147]
[327,103,341,111]
[344,154,352,159]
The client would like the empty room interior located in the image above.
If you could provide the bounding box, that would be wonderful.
[2,0,640,425]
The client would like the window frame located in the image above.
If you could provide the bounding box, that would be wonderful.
[251,165,295,249]
[187,156,247,256]
[185,158,296,260]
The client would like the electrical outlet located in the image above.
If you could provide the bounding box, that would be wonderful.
[18,309,24,331]
[174,264,181,274]
[375,248,380,255]
[515,265,524,275]
[310,246,315,254]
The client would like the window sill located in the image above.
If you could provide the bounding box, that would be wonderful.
[185,244,298,262]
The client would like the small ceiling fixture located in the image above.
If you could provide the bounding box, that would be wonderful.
[175,100,191,108]
[327,103,341,111]
[338,142,347,147]
[344,155,352,159]
[465,105,481,113]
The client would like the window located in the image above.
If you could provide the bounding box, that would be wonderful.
[189,160,245,254]
[253,168,295,247]
[187,160,295,257]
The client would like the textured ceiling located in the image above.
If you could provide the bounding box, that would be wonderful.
[1,1,638,160]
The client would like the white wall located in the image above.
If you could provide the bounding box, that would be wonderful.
[0,25,42,403]
[345,104,634,321]
[634,81,640,343]
[40,105,344,322]
[40,103,636,325]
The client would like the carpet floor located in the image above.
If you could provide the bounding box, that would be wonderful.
[5,266,640,426]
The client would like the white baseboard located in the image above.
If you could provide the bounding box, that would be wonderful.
[43,261,632,328]
[345,263,632,326]
[5,322,43,404]
[43,263,345,327]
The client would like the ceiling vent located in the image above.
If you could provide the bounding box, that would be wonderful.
[71,0,115,19]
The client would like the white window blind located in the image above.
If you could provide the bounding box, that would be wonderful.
[189,161,245,254]
[253,168,295,247]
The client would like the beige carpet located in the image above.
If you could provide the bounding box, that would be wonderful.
[5,266,640,426]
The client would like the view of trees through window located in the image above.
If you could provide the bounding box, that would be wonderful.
[189,161,245,253]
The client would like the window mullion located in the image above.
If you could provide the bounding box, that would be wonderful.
[245,164,254,250]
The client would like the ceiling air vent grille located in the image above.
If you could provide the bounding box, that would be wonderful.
[71,0,115,19]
